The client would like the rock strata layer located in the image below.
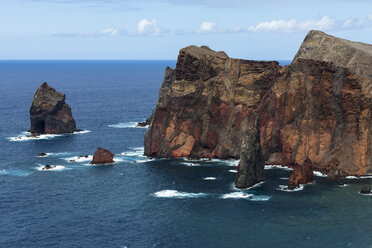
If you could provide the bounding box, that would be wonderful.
[30,82,76,134]
[144,30,372,188]
[90,147,114,165]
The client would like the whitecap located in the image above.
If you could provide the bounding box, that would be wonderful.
[36,165,66,171]
[221,159,239,167]
[280,177,289,180]
[314,171,328,177]
[338,184,349,187]
[108,122,148,129]
[181,162,200,167]
[360,175,372,179]
[277,184,304,192]
[153,190,207,198]
[203,177,217,180]
[228,169,237,173]
[265,165,293,171]
[346,176,358,179]
[250,195,271,201]
[64,155,93,163]
[8,130,90,142]
[0,169,30,177]
[220,192,253,199]
[230,181,265,191]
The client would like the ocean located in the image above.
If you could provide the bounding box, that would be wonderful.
[1,60,372,248]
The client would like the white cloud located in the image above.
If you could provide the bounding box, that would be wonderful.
[198,22,218,33]
[137,18,161,36]
[101,27,120,36]
[54,27,124,37]
[247,16,335,33]
[368,15,372,22]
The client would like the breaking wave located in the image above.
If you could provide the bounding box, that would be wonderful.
[153,190,207,198]
[8,130,90,142]
[220,192,271,201]
[277,184,304,192]
[36,165,66,171]
[265,165,293,171]
[314,171,328,177]
[108,122,148,129]
[203,177,217,180]
[64,155,93,163]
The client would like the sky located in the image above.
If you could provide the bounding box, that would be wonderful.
[0,0,371,60]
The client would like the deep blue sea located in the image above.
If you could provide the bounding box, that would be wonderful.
[1,60,372,248]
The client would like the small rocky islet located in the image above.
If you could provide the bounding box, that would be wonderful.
[29,30,372,191]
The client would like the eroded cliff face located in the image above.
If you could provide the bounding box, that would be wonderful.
[30,82,76,134]
[144,46,283,158]
[144,30,372,189]
[255,58,372,177]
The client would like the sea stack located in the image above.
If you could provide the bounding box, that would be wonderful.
[90,147,115,165]
[30,82,76,134]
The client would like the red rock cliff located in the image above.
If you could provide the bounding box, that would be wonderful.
[144,46,282,158]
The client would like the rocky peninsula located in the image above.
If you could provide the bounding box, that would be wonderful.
[145,30,372,189]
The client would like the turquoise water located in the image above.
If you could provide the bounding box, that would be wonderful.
[1,60,372,248]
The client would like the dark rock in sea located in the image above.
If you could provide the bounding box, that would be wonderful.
[360,185,372,194]
[30,82,76,134]
[288,158,314,189]
[42,165,55,170]
[236,118,265,189]
[144,30,372,188]
[136,116,152,127]
[38,152,47,157]
[90,147,114,165]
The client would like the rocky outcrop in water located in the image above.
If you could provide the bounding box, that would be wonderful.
[90,147,114,165]
[144,30,372,189]
[236,118,265,188]
[360,185,372,194]
[30,82,76,134]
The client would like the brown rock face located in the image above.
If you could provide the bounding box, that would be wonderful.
[144,30,372,188]
[30,82,76,134]
[293,30,372,79]
[144,46,282,158]
[90,147,114,165]
[289,159,314,189]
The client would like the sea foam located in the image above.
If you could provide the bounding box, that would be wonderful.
[265,165,293,171]
[277,184,304,192]
[8,130,90,142]
[36,165,66,171]
[203,177,217,180]
[108,122,148,129]
[154,190,207,198]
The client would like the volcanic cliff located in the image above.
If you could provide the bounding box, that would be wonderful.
[145,30,372,188]
[30,82,76,134]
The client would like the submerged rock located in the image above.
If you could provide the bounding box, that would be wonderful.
[360,185,372,194]
[38,152,47,157]
[90,147,114,165]
[30,82,76,134]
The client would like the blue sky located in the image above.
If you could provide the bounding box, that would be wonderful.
[1,0,371,60]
